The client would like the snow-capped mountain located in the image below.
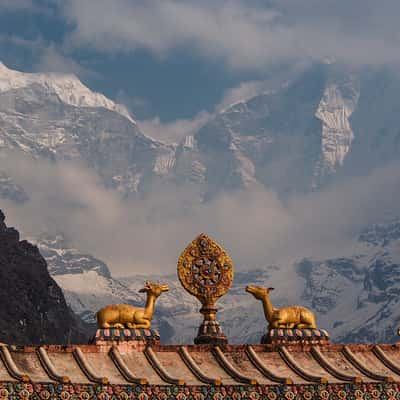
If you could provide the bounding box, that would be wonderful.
[0,62,175,196]
[298,219,400,343]
[1,62,399,200]
[170,64,400,197]
[171,65,360,197]
[0,63,133,121]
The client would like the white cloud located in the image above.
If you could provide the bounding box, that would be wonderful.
[0,0,35,11]
[0,34,44,51]
[217,81,269,110]
[62,0,400,70]
[137,64,305,143]
[115,90,152,119]
[136,79,271,143]
[138,111,211,143]
[136,79,276,143]
[0,0,54,15]
[2,151,400,277]
[33,46,98,78]
[0,35,97,81]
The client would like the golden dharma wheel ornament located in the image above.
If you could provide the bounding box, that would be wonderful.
[177,233,234,301]
[177,233,234,344]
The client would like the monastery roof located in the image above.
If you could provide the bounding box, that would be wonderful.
[2,342,400,386]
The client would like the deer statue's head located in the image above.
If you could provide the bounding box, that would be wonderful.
[245,285,274,300]
[139,281,169,297]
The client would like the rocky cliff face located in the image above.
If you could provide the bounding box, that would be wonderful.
[313,78,359,188]
[0,210,89,345]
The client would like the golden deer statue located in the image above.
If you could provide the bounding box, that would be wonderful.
[246,285,317,329]
[96,281,169,329]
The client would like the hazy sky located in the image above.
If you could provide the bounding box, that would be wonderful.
[0,0,399,127]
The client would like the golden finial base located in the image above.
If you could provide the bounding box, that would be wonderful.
[194,303,228,345]
[263,328,330,346]
[194,320,228,345]
[89,328,160,346]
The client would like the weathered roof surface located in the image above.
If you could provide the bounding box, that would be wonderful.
[2,343,400,386]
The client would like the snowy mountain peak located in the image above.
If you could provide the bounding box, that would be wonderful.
[33,233,112,279]
[0,62,135,123]
[0,63,172,196]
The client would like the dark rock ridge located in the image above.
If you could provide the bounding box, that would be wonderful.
[0,209,89,345]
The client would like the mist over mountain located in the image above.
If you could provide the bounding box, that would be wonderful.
[1,62,400,343]
[171,64,400,198]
